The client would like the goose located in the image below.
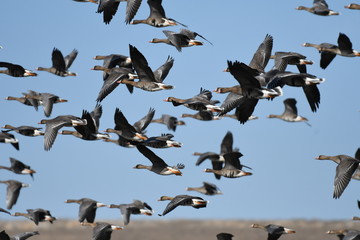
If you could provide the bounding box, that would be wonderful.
[327,229,360,240]
[296,0,340,16]
[23,91,68,117]
[270,51,314,73]
[194,131,240,179]
[316,154,360,198]
[117,45,174,92]
[91,65,137,101]
[0,131,19,150]
[97,0,142,24]
[0,62,37,77]
[223,60,282,124]
[150,114,185,131]
[150,29,211,52]
[181,110,222,121]
[186,182,222,195]
[267,98,310,125]
[203,152,252,178]
[0,158,36,179]
[65,198,106,223]
[81,222,122,240]
[0,180,29,209]
[59,104,110,141]
[5,96,37,110]
[12,208,56,225]
[134,145,184,175]
[103,135,136,148]
[108,200,153,225]
[158,194,208,216]
[251,224,296,240]
[217,233,234,240]
[164,88,223,112]
[39,115,87,151]
[2,125,44,137]
[130,0,186,27]
[318,33,360,57]
[37,48,78,76]
[0,230,39,240]
[138,133,182,148]
[266,70,324,112]
[104,108,153,141]
[93,54,132,72]
[303,33,360,69]
[345,4,360,10]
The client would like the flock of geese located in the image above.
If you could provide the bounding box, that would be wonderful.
[1,0,360,240]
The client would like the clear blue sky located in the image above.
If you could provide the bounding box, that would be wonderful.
[0,0,359,223]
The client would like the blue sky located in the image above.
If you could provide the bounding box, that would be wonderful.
[0,0,359,223]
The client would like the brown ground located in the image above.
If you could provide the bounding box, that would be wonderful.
[0,219,359,240]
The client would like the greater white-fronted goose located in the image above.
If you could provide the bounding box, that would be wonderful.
[22,91,68,117]
[93,54,133,85]
[39,115,87,151]
[5,96,37,110]
[138,133,182,148]
[316,154,360,198]
[0,180,29,209]
[12,208,56,225]
[108,199,153,225]
[0,230,39,240]
[65,198,106,223]
[37,48,78,77]
[150,29,211,52]
[251,224,296,240]
[203,152,252,178]
[327,229,360,240]
[296,0,340,16]
[0,62,37,77]
[164,88,223,112]
[81,222,123,240]
[150,114,185,131]
[270,51,314,73]
[217,233,234,240]
[92,65,137,101]
[105,108,153,141]
[158,194,208,216]
[194,131,240,180]
[266,70,324,112]
[186,182,222,195]
[181,110,222,121]
[118,45,174,91]
[131,0,186,27]
[318,33,360,57]
[0,158,36,179]
[60,104,110,141]
[345,4,360,10]
[103,135,136,148]
[2,125,44,137]
[0,131,19,150]
[97,0,142,24]
[267,98,310,125]
[134,145,184,175]
[303,33,360,69]
[224,61,282,124]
